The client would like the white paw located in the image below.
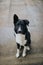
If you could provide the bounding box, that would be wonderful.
[16,53,20,58]
[26,46,30,50]
[22,53,26,57]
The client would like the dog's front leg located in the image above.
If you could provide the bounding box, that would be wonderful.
[22,46,27,57]
[16,43,20,58]
[16,49,20,58]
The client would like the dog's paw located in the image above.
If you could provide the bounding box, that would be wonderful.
[22,53,26,57]
[26,46,30,51]
[16,53,20,58]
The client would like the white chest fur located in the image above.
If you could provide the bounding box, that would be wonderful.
[16,34,27,46]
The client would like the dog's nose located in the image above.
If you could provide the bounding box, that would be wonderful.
[18,31,22,33]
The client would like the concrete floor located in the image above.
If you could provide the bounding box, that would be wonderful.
[0,0,43,65]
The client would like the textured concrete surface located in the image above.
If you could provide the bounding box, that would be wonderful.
[0,0,43,65]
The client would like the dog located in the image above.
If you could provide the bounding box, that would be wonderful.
[13,14,31,58]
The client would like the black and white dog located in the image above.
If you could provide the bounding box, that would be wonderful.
[13,14,31,58]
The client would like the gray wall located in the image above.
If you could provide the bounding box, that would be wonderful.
[0,0,43,55]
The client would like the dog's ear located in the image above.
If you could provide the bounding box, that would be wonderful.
[23,20,29,26]
[13,14,19,25]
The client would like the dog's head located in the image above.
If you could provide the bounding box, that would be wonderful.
[13,14,29,34]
